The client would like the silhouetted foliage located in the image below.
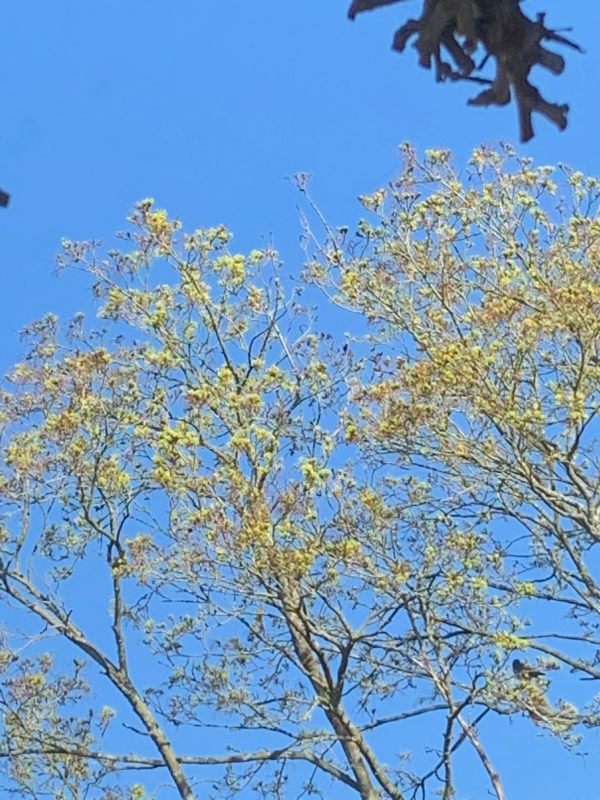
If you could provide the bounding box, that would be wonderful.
[348,0,582,141]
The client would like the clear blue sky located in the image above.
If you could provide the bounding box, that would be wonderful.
[1,2,599,798]
[1,1,598,370]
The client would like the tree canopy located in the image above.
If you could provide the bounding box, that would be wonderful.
[1,146,600,799]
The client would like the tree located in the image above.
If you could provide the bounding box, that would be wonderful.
[0,146,599,800]
[347,0,582,142]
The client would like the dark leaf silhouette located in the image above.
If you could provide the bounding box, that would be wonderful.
[348,0,582,141]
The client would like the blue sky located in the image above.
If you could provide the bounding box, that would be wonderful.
[1,1,598,371]
[1,2,599,798]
